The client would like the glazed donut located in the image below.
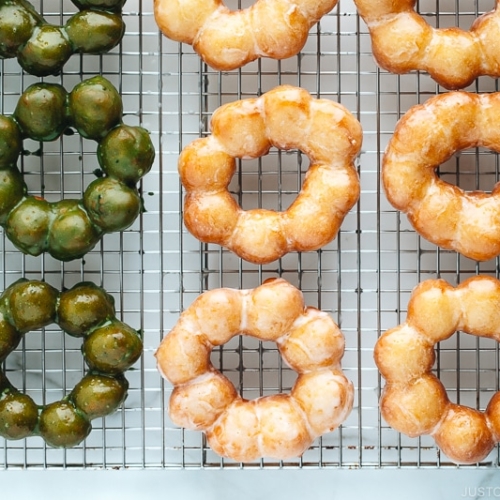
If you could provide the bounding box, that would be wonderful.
[375,275,500,464]
[0,0,126,76]
[179,85,362,264]
[155,277,353,462]
[354,0,500,90]
[0,75,154,261]
[154,0,338,71]
[383,91,500,262]
[0,279,143,447]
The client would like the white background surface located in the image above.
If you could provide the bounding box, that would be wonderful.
[2,469,500,499]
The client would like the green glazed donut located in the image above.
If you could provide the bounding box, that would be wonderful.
[0,75,155,261]
[0,278,142,448]
[0,0,127,76]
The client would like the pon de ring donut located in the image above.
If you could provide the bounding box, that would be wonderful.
[179,85,362,264]
[354,0,500,89]
[375,276,500,464]
[155,278,354,462]
[383,91,500,262]
[154,0,338,71]
[0,75,155,261]
[0,0,127,76]
[0,279,143,448]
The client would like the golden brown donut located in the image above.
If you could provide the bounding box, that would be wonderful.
[375,275,500,464]
[154,0,338,71]
[179,85,362,264]
[155,277,354,462]
[354,0,500,89]
[383,91,500,262]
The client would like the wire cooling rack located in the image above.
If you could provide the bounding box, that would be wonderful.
[0,0,499,473]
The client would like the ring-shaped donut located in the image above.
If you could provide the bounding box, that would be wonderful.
[0,0,126,76]
[375,276,500,464]
[0,75,155,261]
[383,91,500,262]
[354,0,500,90]
[179,85,362,264]
[154,0,338,71]
[0,279,143,448]
[155,277,354,462]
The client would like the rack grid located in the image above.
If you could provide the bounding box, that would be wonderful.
[0,0,499,471]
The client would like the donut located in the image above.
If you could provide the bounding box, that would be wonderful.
[0,279,143,447]
[354,0,500,90]
[0,75,155,261]
[179,85,362,264]
[155,277,354,462]
[0,0,126,76]
[382,91,500,262]
[374,275,500,464]
[154,0,338,71]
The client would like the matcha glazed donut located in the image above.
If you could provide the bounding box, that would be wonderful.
[0,0,127,76]
[0,279,143,448]
[0,75,155,261]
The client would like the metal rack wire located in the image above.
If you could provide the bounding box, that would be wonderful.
[0,0,499,471]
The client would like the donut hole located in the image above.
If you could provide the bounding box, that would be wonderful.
[437,147,500,193]
[19,121,144,203]
[4,325,86,405]
[210,337,298,400]
[435,333,498,410]
[229,150,310,212]
[224,0,256,10]
[18,139,45,193]
[19,135,92,202]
